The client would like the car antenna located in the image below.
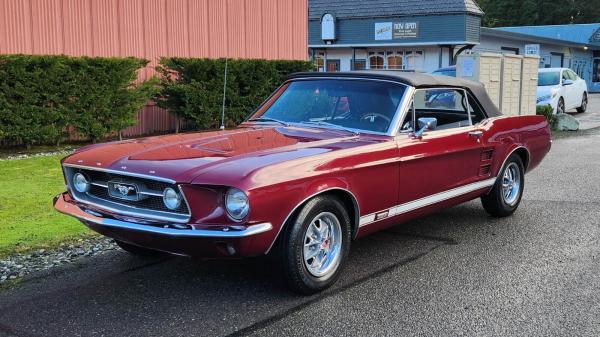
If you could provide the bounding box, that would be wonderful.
[220,58,228,130]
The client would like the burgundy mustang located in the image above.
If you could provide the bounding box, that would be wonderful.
[54,72,551,293]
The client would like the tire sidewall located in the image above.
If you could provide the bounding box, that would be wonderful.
[495,154,525,212]
[282,196,351,293]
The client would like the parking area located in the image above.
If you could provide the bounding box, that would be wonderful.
[1,128,600,336]
[573,93,600,130]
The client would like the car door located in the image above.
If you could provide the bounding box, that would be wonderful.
[562,70,578,109]
[395,88,485,209]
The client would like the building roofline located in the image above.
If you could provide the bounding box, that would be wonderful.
[481,27,593,50]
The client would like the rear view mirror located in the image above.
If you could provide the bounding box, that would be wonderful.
[414,117,437,138]
[563,79,574,86]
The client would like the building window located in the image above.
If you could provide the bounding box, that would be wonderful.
[593,58,600,83]
[405,50,424,70]
[353,59,366,70]
[501,47,520,55]
[314,52,325,72]
[369,52,385,69]
[387,51,403,70]
[326,59,340,72]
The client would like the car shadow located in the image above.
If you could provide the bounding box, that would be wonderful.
[0,201,498,337]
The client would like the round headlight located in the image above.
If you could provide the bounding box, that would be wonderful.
[225,188,250,221]
[163,187,182,210]
[72,173,90,193]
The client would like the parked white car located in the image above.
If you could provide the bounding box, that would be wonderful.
[537,68,588,114]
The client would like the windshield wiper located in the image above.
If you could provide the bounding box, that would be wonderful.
[247,117,289,127]
[300,121,359,135]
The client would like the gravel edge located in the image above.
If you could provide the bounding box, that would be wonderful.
[0,236,118,284]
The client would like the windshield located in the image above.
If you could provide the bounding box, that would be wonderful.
[251,79,406,133]
[538,72,560,86]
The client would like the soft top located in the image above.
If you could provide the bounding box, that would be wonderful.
[289,71,502,118]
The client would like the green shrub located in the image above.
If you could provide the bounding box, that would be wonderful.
[0,55,155,146]
[536,104,556,129]
[156,58,314,130]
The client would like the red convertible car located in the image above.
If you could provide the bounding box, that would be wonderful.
[54,72,551,294]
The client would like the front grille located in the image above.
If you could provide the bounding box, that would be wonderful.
[65,166,190,219]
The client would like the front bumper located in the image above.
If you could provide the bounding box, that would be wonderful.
[53,192,273,257]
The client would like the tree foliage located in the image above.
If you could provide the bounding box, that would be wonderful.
[155,58,314,130]
[477,0,600,27]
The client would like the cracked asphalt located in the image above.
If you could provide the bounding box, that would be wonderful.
[1,129,599,336]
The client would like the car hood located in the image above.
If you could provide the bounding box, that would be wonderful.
[537,85,558,97]
[63,126,369,183]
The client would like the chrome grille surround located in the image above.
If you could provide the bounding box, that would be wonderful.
[63,164,191,223]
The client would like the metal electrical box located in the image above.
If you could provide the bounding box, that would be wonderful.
[456,53,540,116]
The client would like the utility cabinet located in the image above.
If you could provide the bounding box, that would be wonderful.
[456,53,540,116]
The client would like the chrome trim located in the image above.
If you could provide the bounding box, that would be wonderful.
[264,187,360,254]
[56,196,272,238]
[359,177,498,227]
[63,164,176,184]
[63,165,192,223]
[498,146,531,174]
[389,86,416,136]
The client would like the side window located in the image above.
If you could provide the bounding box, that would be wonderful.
[467,94,487,124]
[411,88,472,130]
[567,70,578,80]
[562,71,569,82]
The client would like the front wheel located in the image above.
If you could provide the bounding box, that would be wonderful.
[280,195,351,294]
[577,93,588,113]
[481,154,525,217]
[556,97,565,114]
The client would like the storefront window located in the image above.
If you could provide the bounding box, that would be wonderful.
[593,58,600,83]
[353,59,366,70]
[387,51,403,70]
[369,52,385,69]
[314,52,326,72]
[405,50,424,70]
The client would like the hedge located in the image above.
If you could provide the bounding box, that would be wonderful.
[0,55,156,146]
[536,104,557,130]
[155,58,314,130]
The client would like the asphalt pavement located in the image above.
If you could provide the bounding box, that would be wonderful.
[1,124,599,336]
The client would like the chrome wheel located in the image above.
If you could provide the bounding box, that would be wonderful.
[501,162,521,206]
[581,95,588,111]
[303,212,342,278]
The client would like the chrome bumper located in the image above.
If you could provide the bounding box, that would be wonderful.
[53,193,272,238]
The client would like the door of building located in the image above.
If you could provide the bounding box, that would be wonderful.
[326,60,340,72]
[550,53,564,68]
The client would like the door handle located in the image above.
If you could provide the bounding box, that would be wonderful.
[469,130,484,139]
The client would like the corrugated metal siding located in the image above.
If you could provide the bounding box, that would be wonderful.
[466,15,481,43]
[1,0,308,137]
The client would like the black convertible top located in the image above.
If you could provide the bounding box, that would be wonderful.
[289,71,502,118]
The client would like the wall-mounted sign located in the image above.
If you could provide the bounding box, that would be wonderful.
[321,13,336,41]
[375,22,392,41]
[592,28,600,42]
[393,22,419,39]
[375,21,419,40]
[525,44,540,55]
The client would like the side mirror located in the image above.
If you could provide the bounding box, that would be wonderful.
[563,79,574,86]
[414,117,437,138]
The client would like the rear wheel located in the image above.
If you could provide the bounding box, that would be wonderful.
[481,154,525,217]
[577,92,588,113]
[280,195,351,294]
[115,240,162,256]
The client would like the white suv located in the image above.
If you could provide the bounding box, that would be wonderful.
[537,68,588,114]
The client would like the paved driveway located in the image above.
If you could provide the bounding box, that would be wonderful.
[1,130,600,337]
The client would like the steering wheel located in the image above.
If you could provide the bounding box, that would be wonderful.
[360,113,392,124]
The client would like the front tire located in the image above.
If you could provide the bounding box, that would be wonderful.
[280,195,351,294]
[115,240,162,257]
[481,154,525,217]
[577,92,588,113]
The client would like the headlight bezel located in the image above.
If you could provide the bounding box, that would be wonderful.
[225,188,250,221]
[162,187,183,210]
[72,172,90,193]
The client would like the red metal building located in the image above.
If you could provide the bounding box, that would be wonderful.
[0,0,308,136]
